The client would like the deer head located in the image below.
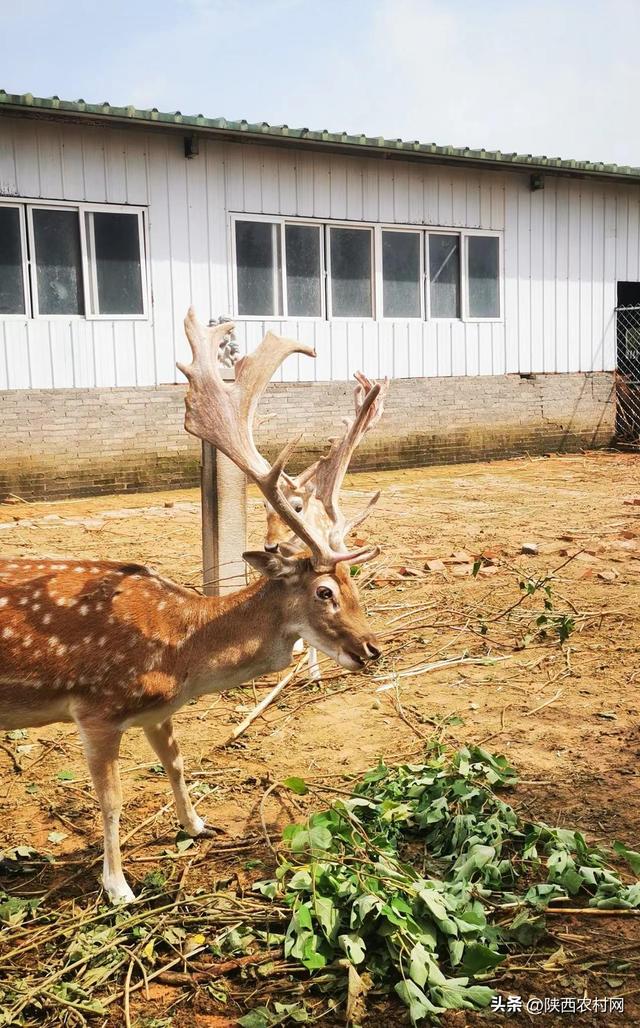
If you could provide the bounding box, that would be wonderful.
[179,309,383,667]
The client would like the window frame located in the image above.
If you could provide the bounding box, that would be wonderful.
[326,222,375,321]
[0,200,31,320]
[425,229,462,323]
[231,212,327,321]
[229,213,503,324]
[83,206,149,321]
[0,197,150,322]
[379,226,425,321]
[463,229,503,322]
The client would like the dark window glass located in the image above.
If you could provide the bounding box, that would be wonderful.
[0,207,25,315]
[329,227,372,317]
[32,208,84,315]
[467,235,500,317]
[285,224,321,317]
[91,212,144,315]
[382,231,421,317]
[429,234,460,318]
[235,220,281,315]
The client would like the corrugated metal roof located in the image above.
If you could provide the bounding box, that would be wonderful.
[1,88,639,184]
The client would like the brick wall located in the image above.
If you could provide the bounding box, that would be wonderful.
[0,373,616,500]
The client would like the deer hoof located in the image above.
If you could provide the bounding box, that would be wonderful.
[104,878,136,905]
[186,815,224,838]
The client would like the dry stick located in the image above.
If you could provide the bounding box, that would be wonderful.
[544,908,640,917]
[524,689,564,717]
[222,655,306,745]
[102,945,208,1008]
[124,959,134,1028]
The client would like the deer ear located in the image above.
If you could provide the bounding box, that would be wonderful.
[242,550,300,579]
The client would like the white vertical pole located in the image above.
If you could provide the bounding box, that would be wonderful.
[200,367,247,597]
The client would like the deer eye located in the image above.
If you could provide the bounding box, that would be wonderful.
[316,586,334,601]
[290,497,303,512]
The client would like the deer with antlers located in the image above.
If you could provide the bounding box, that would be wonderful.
[262,372,388,681]
[0,309,385,903]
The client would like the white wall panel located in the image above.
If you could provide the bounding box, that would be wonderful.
[2,117,640,391]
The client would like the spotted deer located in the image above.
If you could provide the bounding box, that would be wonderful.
[262,372,388,682]
[0,309,383,903]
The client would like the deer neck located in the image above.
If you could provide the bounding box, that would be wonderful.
[183,577,298,697]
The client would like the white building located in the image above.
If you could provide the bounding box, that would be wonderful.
[0,90,637,498]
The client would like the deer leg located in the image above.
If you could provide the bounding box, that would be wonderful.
[144,719,213,837]
[76,720,133,904]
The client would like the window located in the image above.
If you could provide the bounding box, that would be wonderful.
[285,223,322,317]
[31,208,84,315]
[382,231,421,318]
[231,215,501,323]
[328,226,373,318]
[0,200,148,319]
[0,206,26,315]
[86,211,145,316]
[467,235,500,318]
[429,234,460,319]
[235,220,282,316]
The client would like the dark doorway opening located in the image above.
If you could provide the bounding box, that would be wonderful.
[616,282,640,442]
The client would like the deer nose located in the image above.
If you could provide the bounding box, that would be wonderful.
[365,642,381,661]
[264,543,279,553]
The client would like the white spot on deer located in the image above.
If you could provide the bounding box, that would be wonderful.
[108,616,115,624]
[98,636,107,647]
[19,597,28,606]
[23,636,32,648]
[74,567,86,573]
[33,590,41,599]
[2,626,14,639]
[79,605,89,616]
[89,567,100,574]
[0,597,8,608]
[37,564,45,570]
[65,680,75,690]
[158,601,166,611]
[82,635,92,646]
[51,564,68,571]
[42,613,51,624]
[56,643,67,656]
[32,603,41,612]
[47,636,59,648]
[7,564,18,570]
[95,602,103,611]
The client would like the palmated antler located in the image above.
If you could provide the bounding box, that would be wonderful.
[313,372,389,550]
[179,309,379,571]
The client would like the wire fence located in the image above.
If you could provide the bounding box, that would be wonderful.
[615,305,640,445]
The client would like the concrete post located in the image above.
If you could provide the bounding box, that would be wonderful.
[200,365,247,597]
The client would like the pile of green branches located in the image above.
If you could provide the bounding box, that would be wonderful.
[1,744,638,1027]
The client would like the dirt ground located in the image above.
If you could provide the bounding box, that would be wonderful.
[1,450,639,1025]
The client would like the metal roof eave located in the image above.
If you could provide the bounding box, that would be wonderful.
[1,90,640,187]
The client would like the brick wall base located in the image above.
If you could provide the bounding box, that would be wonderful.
[0,373,616,501]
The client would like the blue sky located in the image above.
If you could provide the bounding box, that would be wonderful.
[2,0,639,165]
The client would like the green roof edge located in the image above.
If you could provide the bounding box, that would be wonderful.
[1,89,639,183]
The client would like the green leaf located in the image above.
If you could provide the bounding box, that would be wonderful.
[314,896,340,943]
[395,980,443,1024]
[47,831,67,845]
[338,931,366,964]
[289,826,332,853]
[613,841,640,876]
[460,942,505,975]
[283,776,309,796]
[237,1009,273,1028]
[57,769,75,781]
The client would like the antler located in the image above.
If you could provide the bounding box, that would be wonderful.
[179,309,378,571]
[312,372,389,551]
